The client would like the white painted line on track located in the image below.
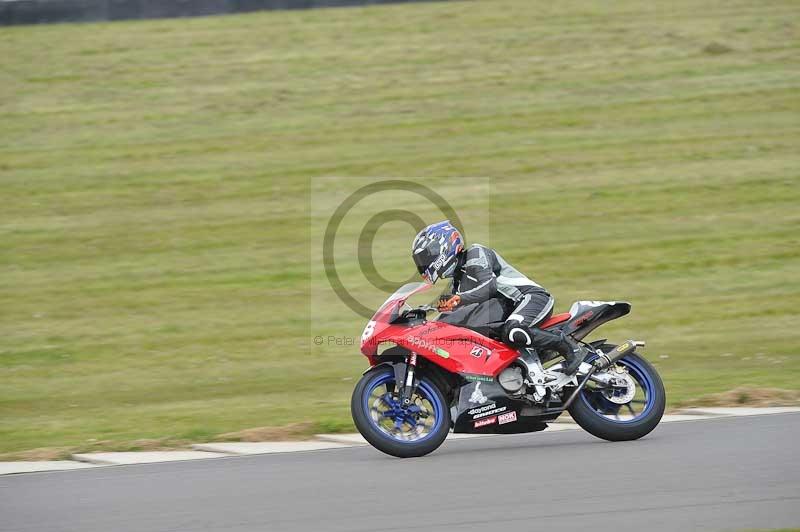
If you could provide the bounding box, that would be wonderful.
[0,461,99,475]
[660,414,724,422]
[315,433,369,445]
[72,451,230,465]
[679,406,800,417]
[192,441,354,454]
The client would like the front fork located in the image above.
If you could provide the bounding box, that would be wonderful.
[395,352,419,407]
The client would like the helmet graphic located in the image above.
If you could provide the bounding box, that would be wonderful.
[411,220,464,284]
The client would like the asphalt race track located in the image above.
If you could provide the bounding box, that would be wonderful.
[2,414,799,532]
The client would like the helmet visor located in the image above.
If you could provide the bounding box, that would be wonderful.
[412,245,439,276]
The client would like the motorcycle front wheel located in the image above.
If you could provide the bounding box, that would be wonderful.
[351,365,451,458]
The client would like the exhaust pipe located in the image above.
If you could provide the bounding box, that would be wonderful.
[544,340,646,415]
[592,340,642,371]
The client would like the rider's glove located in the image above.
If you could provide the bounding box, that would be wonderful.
[437,294,461,312]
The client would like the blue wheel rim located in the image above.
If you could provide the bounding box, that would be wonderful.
[363,370,444,444]
[580,355,656,424]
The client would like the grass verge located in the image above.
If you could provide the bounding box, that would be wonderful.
[1,0,798,457]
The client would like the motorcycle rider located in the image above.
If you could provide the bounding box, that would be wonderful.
[411,220,586,375]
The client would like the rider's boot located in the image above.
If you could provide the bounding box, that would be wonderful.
[531,329,587,376]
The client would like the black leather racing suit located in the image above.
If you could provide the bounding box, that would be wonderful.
[450,244,553,329]
[445,244,584,372]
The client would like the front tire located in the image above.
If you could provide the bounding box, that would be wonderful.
[351,365,451,458]
[568,351,665,441]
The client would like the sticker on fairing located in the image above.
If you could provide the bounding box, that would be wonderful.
[468,404,507,419]
[498,411,517,425]
[361,320,376,345]
[469,382,488,405]
[474,416,497,428]
[406,336,450,359]
[462,374,493,383]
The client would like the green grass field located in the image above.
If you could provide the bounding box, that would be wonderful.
[1,0,799,458]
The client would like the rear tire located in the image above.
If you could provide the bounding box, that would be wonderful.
[568,351,665,441]
[351,365,450,458]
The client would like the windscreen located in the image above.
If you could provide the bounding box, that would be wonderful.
[372,282,432,322]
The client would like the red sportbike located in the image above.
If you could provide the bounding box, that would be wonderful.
[351,282,665,458]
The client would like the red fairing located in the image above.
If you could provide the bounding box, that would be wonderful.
[360,283,519,378]
[394,321,519,377]
[360,283,434,363]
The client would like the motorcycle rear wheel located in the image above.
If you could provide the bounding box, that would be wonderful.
[568,350,665,441]
[351,365,451,458]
